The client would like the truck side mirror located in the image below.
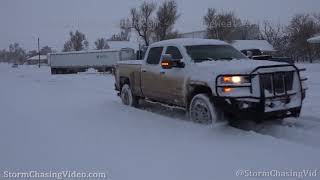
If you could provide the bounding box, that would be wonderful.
[161,54,173,69]
[161,54,185,69]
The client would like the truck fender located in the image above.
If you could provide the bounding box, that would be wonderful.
[119,77,130,90]
[186,82,214,107]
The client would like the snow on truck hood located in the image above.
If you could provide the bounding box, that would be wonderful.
[195,59,289,74]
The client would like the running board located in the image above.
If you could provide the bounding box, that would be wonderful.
[144,99,186,111]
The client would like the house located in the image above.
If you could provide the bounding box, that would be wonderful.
[231,40,276,55]
[180,30,207,39]
[307,34,320,44]
[26,55,48,65]
[107,41,140,51]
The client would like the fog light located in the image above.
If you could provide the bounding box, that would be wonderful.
[223,87,232,93]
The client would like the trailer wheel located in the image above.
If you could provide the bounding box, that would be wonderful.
[189,94,217,124]
[121,84,139,107]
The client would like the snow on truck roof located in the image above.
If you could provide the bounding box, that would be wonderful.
[150,38,228,47]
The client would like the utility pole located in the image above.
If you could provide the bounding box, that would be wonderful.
[38,37,40,68]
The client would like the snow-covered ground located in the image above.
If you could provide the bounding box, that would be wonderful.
[0,63,320,180]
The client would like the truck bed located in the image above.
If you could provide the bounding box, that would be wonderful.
[116,60,143,96]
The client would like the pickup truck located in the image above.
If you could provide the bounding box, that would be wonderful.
[114,38,307,124]
[241,49,294,64]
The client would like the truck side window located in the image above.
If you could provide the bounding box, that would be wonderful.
[146,47,163,65]
[166,46,182,60]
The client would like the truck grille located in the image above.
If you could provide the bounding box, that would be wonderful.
[260,72,294,95]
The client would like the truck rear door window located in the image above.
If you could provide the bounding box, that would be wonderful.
[166,46,183,60]
[146,47,163,65]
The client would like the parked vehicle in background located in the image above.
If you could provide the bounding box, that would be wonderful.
[115,38,307,124]
[49,48,135,74]
[11,63,18,68]
[241,49,295,64]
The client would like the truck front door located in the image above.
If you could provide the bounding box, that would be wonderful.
[158,46,185,106]
[141,47,164,100]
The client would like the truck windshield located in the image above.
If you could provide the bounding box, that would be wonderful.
[185,45,248,62]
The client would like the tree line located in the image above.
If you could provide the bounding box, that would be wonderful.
[0,0,319,64]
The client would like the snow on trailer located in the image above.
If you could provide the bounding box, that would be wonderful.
[48,48,135,74]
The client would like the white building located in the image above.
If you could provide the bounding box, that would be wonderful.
[107,41,140,51]
[26,55,48,65]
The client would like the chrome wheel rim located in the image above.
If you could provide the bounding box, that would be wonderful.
[121,87,132,106]
[122,91,129,105]
[190,99,211,124]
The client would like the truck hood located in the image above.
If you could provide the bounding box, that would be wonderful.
[195,59,288,74]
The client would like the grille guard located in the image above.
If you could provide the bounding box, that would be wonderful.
[215,64,307,102]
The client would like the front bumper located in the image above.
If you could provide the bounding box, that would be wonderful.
[214,97,301,121]
[214,64,307,121]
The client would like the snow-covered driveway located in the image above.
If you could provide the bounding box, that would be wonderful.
[0,63,319,180]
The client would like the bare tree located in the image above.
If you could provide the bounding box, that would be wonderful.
[63,30,89,52]
[120,18,132,41]
[94,38,110,50]
[154,0,180,41]
[204,8,241,41]
[7,43,26,64]
[40,46,53,55]
[237,20,260,40]
[286,14,320,62]
[203,8,217,39]
[260,21,284,44]
[259,21,290,56]
[130,1,156,46]
[27,50,38,58]
[312,12,320,25]
[0,49,8,62]
[109,18,132,41]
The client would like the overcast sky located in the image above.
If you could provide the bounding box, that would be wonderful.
[1,0,319,51]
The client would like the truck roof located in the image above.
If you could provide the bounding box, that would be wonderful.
[150,38,228,47]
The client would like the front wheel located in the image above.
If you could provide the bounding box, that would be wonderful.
[189,94,217,124]
[121,84,139,107]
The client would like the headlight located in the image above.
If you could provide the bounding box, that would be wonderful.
[221,76,249,84]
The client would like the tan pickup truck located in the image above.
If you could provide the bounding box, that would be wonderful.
[114,38,307,124]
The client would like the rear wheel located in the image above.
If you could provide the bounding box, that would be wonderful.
[189,94,217,124]
[121,84,139,107]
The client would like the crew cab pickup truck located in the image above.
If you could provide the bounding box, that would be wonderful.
[114,38,307,124]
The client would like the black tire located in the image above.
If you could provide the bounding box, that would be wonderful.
[189,94,217,124]
[51,68,57,75]
[121,84,139,107]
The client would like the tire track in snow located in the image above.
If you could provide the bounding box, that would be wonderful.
[123,95,320,149]
[253,117,320,148]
